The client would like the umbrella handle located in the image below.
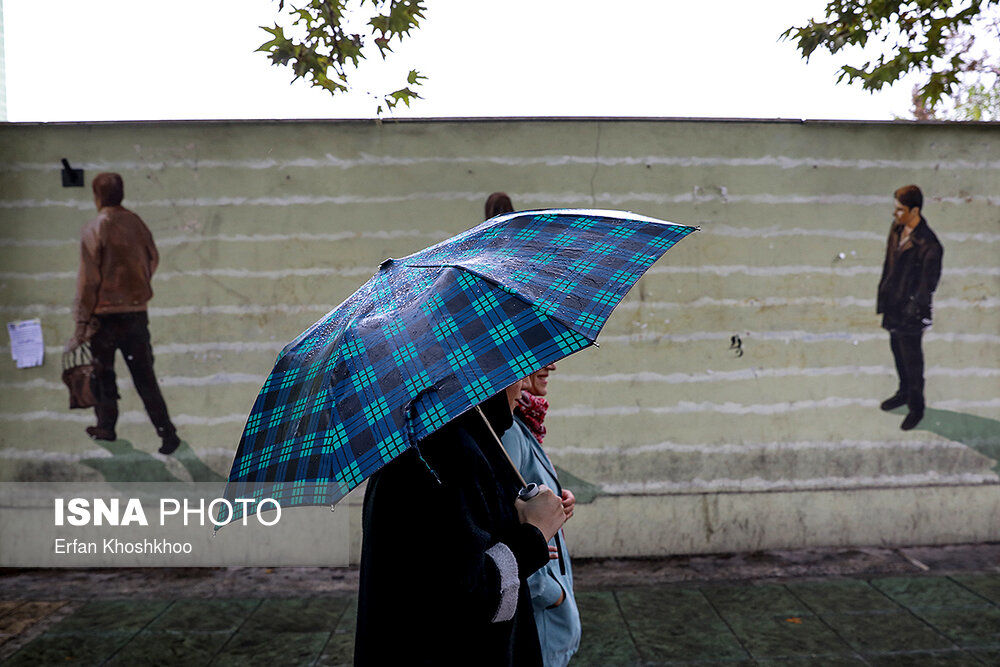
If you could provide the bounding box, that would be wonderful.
[404,386,444,486]
[474,405,529,490]
[518,483,539,500]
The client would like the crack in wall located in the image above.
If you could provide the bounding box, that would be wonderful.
[589,121,602,207]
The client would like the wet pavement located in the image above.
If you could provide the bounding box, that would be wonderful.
[2,544,998,665]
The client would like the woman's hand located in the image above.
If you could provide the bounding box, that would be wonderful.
[546,586,566,609]
[515,485,565,542]
[561,489,576,520]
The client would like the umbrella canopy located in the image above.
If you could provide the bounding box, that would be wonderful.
[221,209,696,520]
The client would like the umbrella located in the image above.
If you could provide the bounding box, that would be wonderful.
[220,209,696,522]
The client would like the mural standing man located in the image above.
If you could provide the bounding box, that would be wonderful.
[66,172,181,454]
[877,185,943,431]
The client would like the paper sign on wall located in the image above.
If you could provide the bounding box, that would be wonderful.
[7,319,45,369]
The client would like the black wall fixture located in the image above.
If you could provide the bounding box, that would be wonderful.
[61,159,84,187]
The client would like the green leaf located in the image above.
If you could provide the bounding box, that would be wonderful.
[258,0,428,114]
[257,25,287,53]
[782,0,1000,117]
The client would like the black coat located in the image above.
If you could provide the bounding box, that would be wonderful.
[354,392,550,666]
[877,217,943,332]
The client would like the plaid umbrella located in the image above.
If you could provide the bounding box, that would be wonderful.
[221,209,696,521]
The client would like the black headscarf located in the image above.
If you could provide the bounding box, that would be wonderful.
[416,389,518,500]
[485,192,515,220]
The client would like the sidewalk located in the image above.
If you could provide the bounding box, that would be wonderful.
[2,544,998,665]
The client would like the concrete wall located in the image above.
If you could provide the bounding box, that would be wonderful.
[1,118,998,559]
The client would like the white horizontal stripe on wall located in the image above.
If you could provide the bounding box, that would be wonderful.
[646,265,1000,277]
[598,330,1000,345]
[0,230,453,248]
[4,227,996,247]
[3,191,998,210]
[0,271,77,280]
[157,267,375,280]
[0,192,483,210]
[2,296,996,319]
[0,440,971,463]
[596,192,1000,207]
[156,230,453,246]
[547,397,1000,418]
[599,471,999,495]
[0,238,83,248]
[4,153,999,173]
[613,296,999,310]
[555,366,1000,385]
[0,446,239,462]
[706,225,1000,244]
[0,410,248,426]
[3,397,997,425]
[0,304,333,317]
[3,330,998,359]
[3,365,995,393]
[0,341,285,356]
[5,264,999,282]
[165,304,335,317]
[156,341,286,355]
[0,373,265,391]
[549,438,972,457]
[0,268,376,281]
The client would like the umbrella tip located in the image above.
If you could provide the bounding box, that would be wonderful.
[379,257,395,271]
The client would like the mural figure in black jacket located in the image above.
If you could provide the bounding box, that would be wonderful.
[877,184,943,431]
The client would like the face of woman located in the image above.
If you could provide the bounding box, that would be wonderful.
[505,379,524,412]
[524,363,557,397]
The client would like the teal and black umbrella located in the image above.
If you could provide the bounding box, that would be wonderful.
[221,209,695,520]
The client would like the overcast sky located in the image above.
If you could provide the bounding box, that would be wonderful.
[4,0,923,122]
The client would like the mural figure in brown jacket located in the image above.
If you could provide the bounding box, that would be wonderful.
[67,172,181,454]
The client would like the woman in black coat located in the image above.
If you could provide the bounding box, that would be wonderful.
[354,390,565,666]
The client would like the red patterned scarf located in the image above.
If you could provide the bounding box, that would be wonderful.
[515,390,548,443]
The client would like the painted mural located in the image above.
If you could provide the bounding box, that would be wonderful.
[1,119,997,556]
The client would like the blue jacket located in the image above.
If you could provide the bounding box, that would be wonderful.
[501,416,581,667]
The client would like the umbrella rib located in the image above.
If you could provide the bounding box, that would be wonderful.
[475,405,528,489]
[406,262,597,343]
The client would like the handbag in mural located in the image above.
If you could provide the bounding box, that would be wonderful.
[62,345,99,409]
